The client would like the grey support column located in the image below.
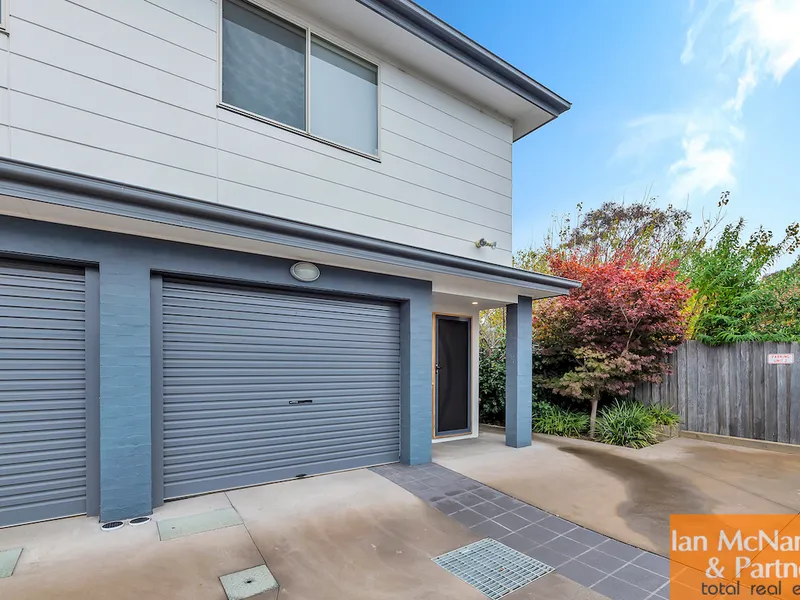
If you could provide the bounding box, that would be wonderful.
[99,258,153,521]
[399,291,433,465]
[505,296,533,448]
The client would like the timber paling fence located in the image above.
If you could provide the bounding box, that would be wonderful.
[633,341,800,445]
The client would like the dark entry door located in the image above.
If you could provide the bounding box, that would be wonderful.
[435,315,470,436]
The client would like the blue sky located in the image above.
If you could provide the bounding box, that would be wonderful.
[417,0,800,268]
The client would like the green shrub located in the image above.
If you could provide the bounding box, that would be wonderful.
[479,341,561,425]
[596,400,658,448]
[647,403,680,427]
[479,340,506,424]
[532,401,589,438]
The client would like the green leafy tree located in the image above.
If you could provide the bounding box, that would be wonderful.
[682,220,800,343]
[514,192,728,272]
[759,260,800,340]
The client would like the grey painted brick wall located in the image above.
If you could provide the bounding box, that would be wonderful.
[400,297,434,465]
[98,260,153,520]
[506,296,533,448]
[0,216,433,521]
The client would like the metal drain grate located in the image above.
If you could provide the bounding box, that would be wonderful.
[433,538,554,599]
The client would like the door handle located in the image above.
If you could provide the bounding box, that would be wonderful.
[435,363,441,373]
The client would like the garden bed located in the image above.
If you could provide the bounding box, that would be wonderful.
[481,399,681,449]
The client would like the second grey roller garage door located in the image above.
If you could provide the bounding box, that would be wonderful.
[161,279,401,499]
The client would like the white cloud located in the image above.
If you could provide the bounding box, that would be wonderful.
[612,113,687,161]
[729,0,800,81]
[668,133,736,199]
[614,110,739,201]
[613,0,799,204]
[723,49,758,112]
[681,0,725,64]
[723,0,800,111]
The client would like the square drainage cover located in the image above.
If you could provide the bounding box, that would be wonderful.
[220,565,279,600]
[433,538,553,600]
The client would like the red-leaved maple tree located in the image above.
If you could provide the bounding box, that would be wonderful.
[532,251,692,436]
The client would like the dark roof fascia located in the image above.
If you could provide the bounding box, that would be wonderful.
[0,159,581,294]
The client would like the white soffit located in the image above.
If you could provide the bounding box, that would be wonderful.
[0,195,564,305]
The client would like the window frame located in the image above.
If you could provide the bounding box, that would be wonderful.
[218,0,382,161]
[0,0,7,32]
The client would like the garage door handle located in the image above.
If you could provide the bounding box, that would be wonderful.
[289,399,313,405]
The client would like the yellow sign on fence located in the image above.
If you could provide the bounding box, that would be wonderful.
[670,514,800,599]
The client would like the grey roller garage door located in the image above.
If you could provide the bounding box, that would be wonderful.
[161,279,401,499]
[0,260,89,527]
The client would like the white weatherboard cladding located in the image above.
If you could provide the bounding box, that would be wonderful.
[0,260,87,528]
[160,279,401,499]
[2,0,514,266]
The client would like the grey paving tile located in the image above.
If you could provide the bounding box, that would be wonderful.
[577,548,627,573]
[597,539,644,561]
[472,501,507,519]
[493,510,530,532]
[518,523,560,544]
[654,581,669,599]
[492,495,525,511]
[418,475,444,487]
[513,505,548,522]
[415,488,446,503]
[378,465,398,472]
[592,576,652,600]
[538,515,577,534]
[614,564,668,592]
[400,480,430,494]
[452,508,485,528]
[498,532,536,554]
[434,469,461,479]
[557,560,607,587]
[523,545,571,568]
[442,486,471,497]
[564,527,609,547]
[439,479,468,490]
[470,519,512,539]
[632,553,670,577]
[472,487,504,501]
[542,535,591,558]
[417,463,442,471]
[453,492,485,507]
[460,479,483,491]
[432,498,463,516]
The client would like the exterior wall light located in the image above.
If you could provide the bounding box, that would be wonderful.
[475,238,497,249]
[290,262,320,282]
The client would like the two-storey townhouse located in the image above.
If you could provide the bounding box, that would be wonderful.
[0,0,577,527]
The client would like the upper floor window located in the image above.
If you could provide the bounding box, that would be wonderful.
[221,0,379,157]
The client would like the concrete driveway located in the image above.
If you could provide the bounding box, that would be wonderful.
[0,468,605,600]
[434,431,800,556]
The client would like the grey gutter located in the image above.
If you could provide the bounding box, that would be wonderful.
[0,159,580,293]
[355,0,571,117]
